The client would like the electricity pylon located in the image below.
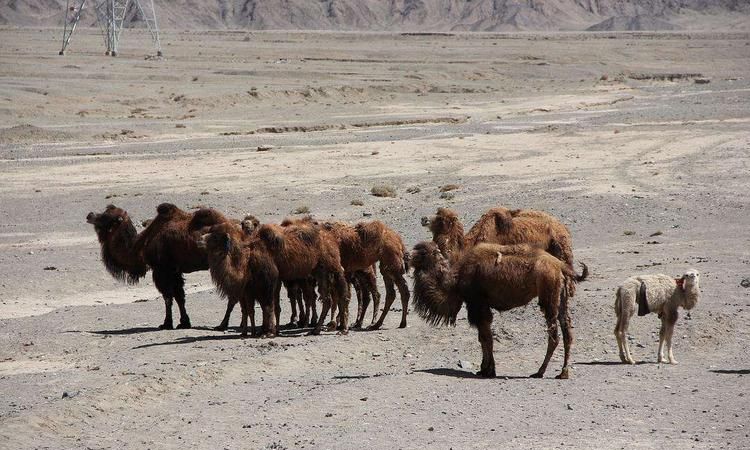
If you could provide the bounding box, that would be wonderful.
[59,0,162,57]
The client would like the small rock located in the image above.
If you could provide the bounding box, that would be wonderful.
[428,427,434,432]
[62,390,79,399]
[406,186,421,194]
[694,78,710,84]
[324,412,333,418]
[567,404,573,410]
[650,231,663,237]
[623,230,635,236]
[257,145,272,152]
[740,278,750,288]
[362,212,372,217]
[360,397,368,401]
[43,266,57,271]
[371,150,380,155]
[458,360,472,369]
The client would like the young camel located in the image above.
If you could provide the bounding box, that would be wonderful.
[410,241,579,379]
[198,223,278,337]
[614,270,700,364]
[87,203,233,330]
[421,207,587,292]
[322,220,410,330]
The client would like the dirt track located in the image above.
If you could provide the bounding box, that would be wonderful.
[1,28,749,449]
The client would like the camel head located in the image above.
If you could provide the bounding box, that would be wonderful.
[242,214,260,235]
[421,207,461,236]
[86,205,132,242]
[410,241,445,272]
[198,225,234,257]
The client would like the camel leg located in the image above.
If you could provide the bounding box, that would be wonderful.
[556,291,573,379]
[327,296,338,332]
[616,303,636,364]
[309,275,331,335]
[333,272,350,335]
[352,274,365,329]
[296,285,307,327]
[248,296,257,337]
[302,281,317,327]
[369,273,396,331]
[666,320,678,364]
[394,273,410,328]
[173,274,191,329]
[476,314,496,378]
[239,297,249,338]
[215,297,237,331]
[370,273,381,326]
[287,284,299,328]
[531,301,559,378]
[660,308,679,364]
[153,270,174,330]
[260,301,276,338]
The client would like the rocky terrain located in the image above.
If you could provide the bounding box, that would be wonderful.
[1,27,749,449]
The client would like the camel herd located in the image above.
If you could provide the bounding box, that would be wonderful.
[87,203,699,379]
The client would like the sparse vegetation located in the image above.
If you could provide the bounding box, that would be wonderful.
[292,205,311,214]
[371,185,396,198]
[350,199,364,206]
[439,184,460,192]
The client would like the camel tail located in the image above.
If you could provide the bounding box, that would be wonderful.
[575,262,589,283]
[412,274,462,327]
[402,250,411,274]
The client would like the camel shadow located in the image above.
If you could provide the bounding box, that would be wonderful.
[132,333,245,349]
[710,369,749,375]
[415,368,529,380]
[576,360,650,366]
[89,327,162,335]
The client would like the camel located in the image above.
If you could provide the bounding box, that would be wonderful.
[198,223,277,337]
[410,241,579,379]
[614,270,700,364]
[87,203,233,330]
[421,206,586,293]
[321,220,409,330]
[257,223,348,335]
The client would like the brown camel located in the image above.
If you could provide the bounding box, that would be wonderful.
[87,203,232,330]
[256,223,348,335]
[410,241,578,379]
[321,220,409,330]
[421,206,587,292]
[198,222,278,337]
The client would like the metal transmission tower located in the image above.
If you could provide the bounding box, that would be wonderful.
[59,0,162,57]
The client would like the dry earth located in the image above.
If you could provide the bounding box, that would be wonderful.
[1,27,749,449]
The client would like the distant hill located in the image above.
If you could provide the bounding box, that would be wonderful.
[2,0,749,31]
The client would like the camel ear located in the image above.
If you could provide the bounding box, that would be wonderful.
[493,210,512,233]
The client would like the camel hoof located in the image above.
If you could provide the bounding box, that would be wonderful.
[336,329,349,336]
[176,322,191,329]
[668,359,678,365]
[307,329,322,336]
[555,370,570,380]
[260,332,276,339]
[476,369,496,378]
[325,321,337,332]
[398,321,407,329]
[158,322,174,330]
[367,324,382,331]
[352,321,363,329]
[214,325,228,332]
[529,372,544,379]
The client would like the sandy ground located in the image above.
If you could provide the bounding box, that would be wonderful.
[1,27,749,449]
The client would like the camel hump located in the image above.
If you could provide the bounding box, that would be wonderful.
[294,226,319,246]
[156,203,177,216]
[356,221,385,244]
[258,224,285,251]
[491,208,513,233]
[189,208,226,232]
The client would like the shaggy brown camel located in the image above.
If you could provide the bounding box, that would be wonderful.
[421,206,587,292]
[87,203,232,330]
[198,223,278,337]
[321,220,409,330]
[410,241,579,379]
[257,223,349,335]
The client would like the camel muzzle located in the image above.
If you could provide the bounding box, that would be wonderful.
[420,216,431,227]
[86,212,98,224]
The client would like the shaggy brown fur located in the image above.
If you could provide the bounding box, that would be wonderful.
[87,203,233,330]
[421,207,587,292]
[411,241,578,379]
[323,220,410,330]
[257,223,348,335]
[199,224,278,337]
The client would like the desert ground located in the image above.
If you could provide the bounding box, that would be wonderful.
[1,27,749,449]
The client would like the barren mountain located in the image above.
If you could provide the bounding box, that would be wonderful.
[2,0,749,31]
